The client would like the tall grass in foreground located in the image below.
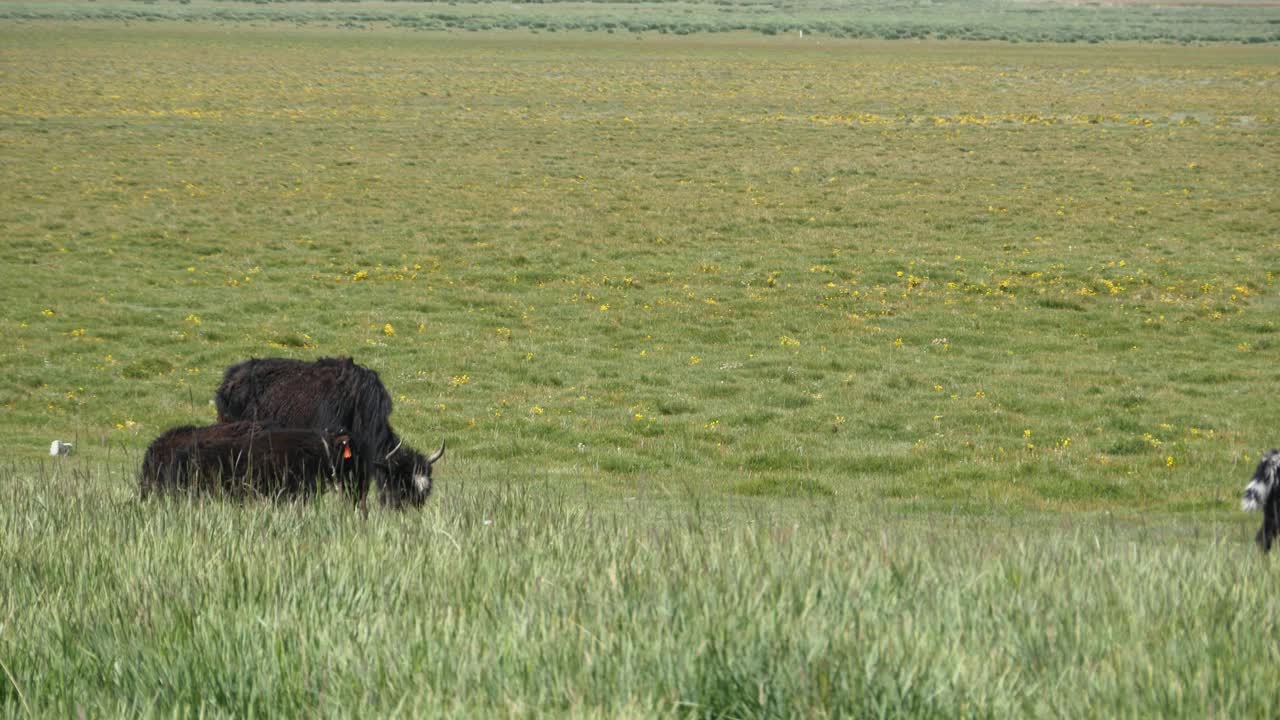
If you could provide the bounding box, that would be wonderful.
[1,461,1273,717]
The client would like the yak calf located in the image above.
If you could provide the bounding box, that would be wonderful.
[139,421,359,504]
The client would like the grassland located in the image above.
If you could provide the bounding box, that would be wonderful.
[1,18,1278,716]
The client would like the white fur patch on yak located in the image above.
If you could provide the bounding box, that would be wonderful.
[1242,450,1280,512]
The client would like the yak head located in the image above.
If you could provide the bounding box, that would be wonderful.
[1242,449,1280,512]
[378,439,445,508]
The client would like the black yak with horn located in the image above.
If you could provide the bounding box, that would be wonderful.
[139,421,357,502]
[215,357,443,507]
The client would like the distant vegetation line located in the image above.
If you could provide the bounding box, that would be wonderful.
[2,0,1278,43]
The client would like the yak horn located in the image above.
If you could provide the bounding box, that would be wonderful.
[384,438,403,460]
[427,441,446,465]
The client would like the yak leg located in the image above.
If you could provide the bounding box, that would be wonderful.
[343,466,372,514]
[355,473,370,518]
[1260,505,1279,553]
[167,452,189,495]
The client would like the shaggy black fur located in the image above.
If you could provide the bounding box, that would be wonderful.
[139,421,357,503]
[214,357,443,507]
[1242,449,1280,553]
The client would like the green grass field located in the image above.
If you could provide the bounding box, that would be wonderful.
[1,11,1279,715]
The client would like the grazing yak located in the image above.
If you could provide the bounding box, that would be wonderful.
[1242,449,1280,553]
[139,421,357,502]
[215,356,443,508]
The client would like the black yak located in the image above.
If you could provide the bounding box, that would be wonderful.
[139,421,358,503]
[1242,449,1280,552]
[214,357,443,507]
